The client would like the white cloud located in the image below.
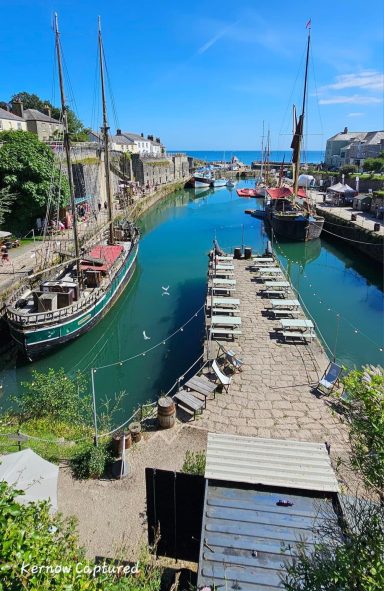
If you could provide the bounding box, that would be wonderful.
[319,95,382,105]
[321,70,383,91]
[197,19,242,55]
[347,112,364,117]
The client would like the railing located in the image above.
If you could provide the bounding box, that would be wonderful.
[6,242,137,326]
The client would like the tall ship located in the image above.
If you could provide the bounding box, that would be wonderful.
[264,24,324,242]
[5,17,139,360]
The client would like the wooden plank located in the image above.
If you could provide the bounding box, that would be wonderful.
[186,375,216,395]
[174,390,205,412]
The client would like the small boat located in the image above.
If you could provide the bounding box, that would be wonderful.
[237,188,258,198]
[212,178,227,187]
[191,175,212,188]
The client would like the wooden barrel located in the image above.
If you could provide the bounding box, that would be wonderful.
[234,247,242,259]
[244,246,252,259]
[129,421,142,443]
[157,396,176,429]
[112,431,132,455]
[374,222,380,232]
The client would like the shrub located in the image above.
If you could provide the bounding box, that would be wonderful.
[181,450,206,475]
[70,443,110,479]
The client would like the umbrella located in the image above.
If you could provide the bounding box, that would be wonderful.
[0,449,59,512]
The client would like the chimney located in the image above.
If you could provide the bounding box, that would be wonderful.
[116,129,122,135]
[148,134,154,141]
[12,99,24,119]
[156,137,160,144]
[141,132,144,137]
[343,127,348,134]
[43,105,51,118]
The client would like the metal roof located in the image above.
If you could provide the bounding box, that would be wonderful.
[205,433,340,493]
[197,482,337,590]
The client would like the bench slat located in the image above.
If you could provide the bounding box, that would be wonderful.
[174,390,205,412]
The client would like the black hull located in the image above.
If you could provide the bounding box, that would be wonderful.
[265,211,324,242]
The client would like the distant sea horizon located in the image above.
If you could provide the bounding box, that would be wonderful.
[169,150,325,165]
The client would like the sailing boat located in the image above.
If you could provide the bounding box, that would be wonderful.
[5,16,139,360]
[264,23,324,241]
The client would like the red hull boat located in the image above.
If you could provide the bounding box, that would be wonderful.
[236,188,258,197]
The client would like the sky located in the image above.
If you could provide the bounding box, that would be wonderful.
[0,0,383,151]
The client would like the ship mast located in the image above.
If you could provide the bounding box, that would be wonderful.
[98,17,114,245]
[292,24,311,204]
[54,13,81,282]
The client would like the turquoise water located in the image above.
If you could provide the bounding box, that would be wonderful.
[169,150,325,165]
[1,183,382,425]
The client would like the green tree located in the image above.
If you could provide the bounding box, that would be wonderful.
[0,481,163,590]
[282,498,384,591]
[14,368,91,425]
[0,187,15,226]
[363,158,384,173]
[0,130,69,233]
[12,91,85,136]
[340,365,384,499]
[340,164,358,175]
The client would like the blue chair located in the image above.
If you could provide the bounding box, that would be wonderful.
[317,362,342,395]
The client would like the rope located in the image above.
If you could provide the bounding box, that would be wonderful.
[320,226,382,245]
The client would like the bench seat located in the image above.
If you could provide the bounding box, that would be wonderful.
[281,331,315,343]
[173,389,205,419]
[210,328,242,340]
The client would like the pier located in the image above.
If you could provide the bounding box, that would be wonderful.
[200,255,349,457]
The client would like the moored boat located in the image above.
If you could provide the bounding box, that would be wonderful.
[5,16,140,360]
[264,24,324,242]
[237,188,258,197]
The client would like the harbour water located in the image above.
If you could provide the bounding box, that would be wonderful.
[170,150,325,165]
[1,182,382,425]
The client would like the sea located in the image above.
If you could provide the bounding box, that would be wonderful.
[169,150,325,165]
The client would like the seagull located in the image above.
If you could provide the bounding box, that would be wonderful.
[143,331,151,340]
[161,286,170,296]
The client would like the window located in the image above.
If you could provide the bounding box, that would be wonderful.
[17,122,22,130]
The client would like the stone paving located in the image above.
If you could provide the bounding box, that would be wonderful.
[195,257,350,461]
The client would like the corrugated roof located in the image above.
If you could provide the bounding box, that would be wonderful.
[205,433,340,493]
[197,482,337,590]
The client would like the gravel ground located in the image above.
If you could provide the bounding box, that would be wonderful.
[58,424,207,560]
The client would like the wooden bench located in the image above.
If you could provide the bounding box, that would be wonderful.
[210,328,242,340]
[281,331,315,343]
[211,307,239,315]
[262,290,288,298]
[270,309,300,318]
[173,389,205,420]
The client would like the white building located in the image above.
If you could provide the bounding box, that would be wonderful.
[121,131,164,157]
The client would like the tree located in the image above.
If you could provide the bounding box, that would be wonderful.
[340,164,358,175]
[15,368,91,425]
[341,365,384,499]
[0,130,69,233]
[363,158,384,173]
[282,497,384,591]
[11,91,85,136]
[0,187,15,226]
[0,481,163,590]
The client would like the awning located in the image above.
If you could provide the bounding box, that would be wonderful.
[0,231,12,239]
[0,449,59,512]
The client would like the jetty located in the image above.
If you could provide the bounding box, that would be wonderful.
[199,252,349,456]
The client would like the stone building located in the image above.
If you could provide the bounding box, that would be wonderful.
[11,100,63,140]
[131,153,191,186]
[0,107,27,131]
[325,127,384,168]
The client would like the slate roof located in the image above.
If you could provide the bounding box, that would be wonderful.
[23,109,62,124]
[0,107,24,122]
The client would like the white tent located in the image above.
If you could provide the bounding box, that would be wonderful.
[0,449,59,512]
[298,174,315,188]
[0,231,12,239]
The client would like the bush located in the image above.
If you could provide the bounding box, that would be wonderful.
[181,450,206,475]
[14,368,91,425]
[70,443,110,479]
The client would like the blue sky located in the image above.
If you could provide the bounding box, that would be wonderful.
[0,0,382,150]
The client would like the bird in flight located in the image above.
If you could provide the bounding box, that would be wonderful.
[143,331,151,340]
[162,286,170,296]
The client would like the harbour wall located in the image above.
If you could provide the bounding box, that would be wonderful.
[316,207,383,264]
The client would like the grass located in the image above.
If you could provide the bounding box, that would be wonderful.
[0,416,94,463]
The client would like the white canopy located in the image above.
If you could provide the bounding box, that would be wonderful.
[327,182,355,193]
[0,231,12,239]
[0,449,59,511]
[298,174,315,187]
